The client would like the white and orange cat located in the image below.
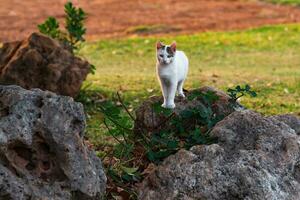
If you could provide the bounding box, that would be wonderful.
[156,41,189,109]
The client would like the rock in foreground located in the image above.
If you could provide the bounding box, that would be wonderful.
[0,33,90,97]
[139,110,300,200]
[0,85,106,200]
[134,86,240,135]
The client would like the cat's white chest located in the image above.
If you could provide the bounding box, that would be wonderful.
[157,63,176,80]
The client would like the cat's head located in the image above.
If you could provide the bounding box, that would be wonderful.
[156,41,176,65]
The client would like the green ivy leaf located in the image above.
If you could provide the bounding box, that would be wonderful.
[89,64,96,75]
[121,166,138,176]
[114,143,134,159]
[107,167,122,184]
[202,91,219,104]
[180,109,194,119]
[249,91,257,97]
[245,84,251,91]
[152,102,173,116]
[187,90,202,101]
[167,140,179,150]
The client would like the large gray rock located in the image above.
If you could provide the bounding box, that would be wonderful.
[272,114,300,135]
[0,85,106,200]
[138,110,300,200]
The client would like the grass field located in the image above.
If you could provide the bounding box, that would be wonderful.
[265,0,300,5]
[79,24,300,144]
[80,24,299,111]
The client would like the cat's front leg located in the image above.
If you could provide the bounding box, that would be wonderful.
[160,80,168,108]
[165,81,176,109]
[177,80,185,97]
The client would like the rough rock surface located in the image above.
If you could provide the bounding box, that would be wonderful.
[272,114,300,135]
[134,86,240,134]
[138,110,300,200]
[0,85,106,200]
[0,33,90,97]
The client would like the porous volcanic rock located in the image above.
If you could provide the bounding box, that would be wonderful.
[138,110,300,200]
[134,86,241,135]
[0,33,90,97]
[0,85,106,200]
[272,114,300,135]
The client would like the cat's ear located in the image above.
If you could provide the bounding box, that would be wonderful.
[156,41,164,49]
[170,41,177,52]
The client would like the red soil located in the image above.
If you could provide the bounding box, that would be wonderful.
[1,0,300,42]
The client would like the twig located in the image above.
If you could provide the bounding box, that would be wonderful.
[117,91,135,121]
[103,119,125,144]
[99,105,132,132]
[116,91,151,143]
[235,93,245,101]
[153,112,175,131]
[139,132,151,144]
[151,107,155,129]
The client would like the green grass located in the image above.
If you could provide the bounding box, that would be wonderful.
[264,0,300,5]
[78,24,300,143]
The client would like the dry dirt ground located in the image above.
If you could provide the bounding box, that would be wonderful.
[1,0,300,42]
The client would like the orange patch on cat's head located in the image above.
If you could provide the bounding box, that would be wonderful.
[170,41,176,52]
[156,41,164,49]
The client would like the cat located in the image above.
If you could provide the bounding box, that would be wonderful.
[156,41,189,109]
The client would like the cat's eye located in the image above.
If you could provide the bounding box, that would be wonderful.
[159,55,163,57]
[167,55,172,58]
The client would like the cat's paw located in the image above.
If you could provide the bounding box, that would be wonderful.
[165,103,175,109]
[178,93,185,98]
[161,103,167,108]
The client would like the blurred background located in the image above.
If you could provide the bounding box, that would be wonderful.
[1,0,300,42]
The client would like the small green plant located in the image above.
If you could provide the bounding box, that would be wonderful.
[97,94,138,199]
[98,90,223,198]
[227,84,257,102]
[38,2,96,77]
[64,2,86,48]
[38,17,61,39]
[38,2,86,52]
[145,90,220,162]
[89,64,96,75]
